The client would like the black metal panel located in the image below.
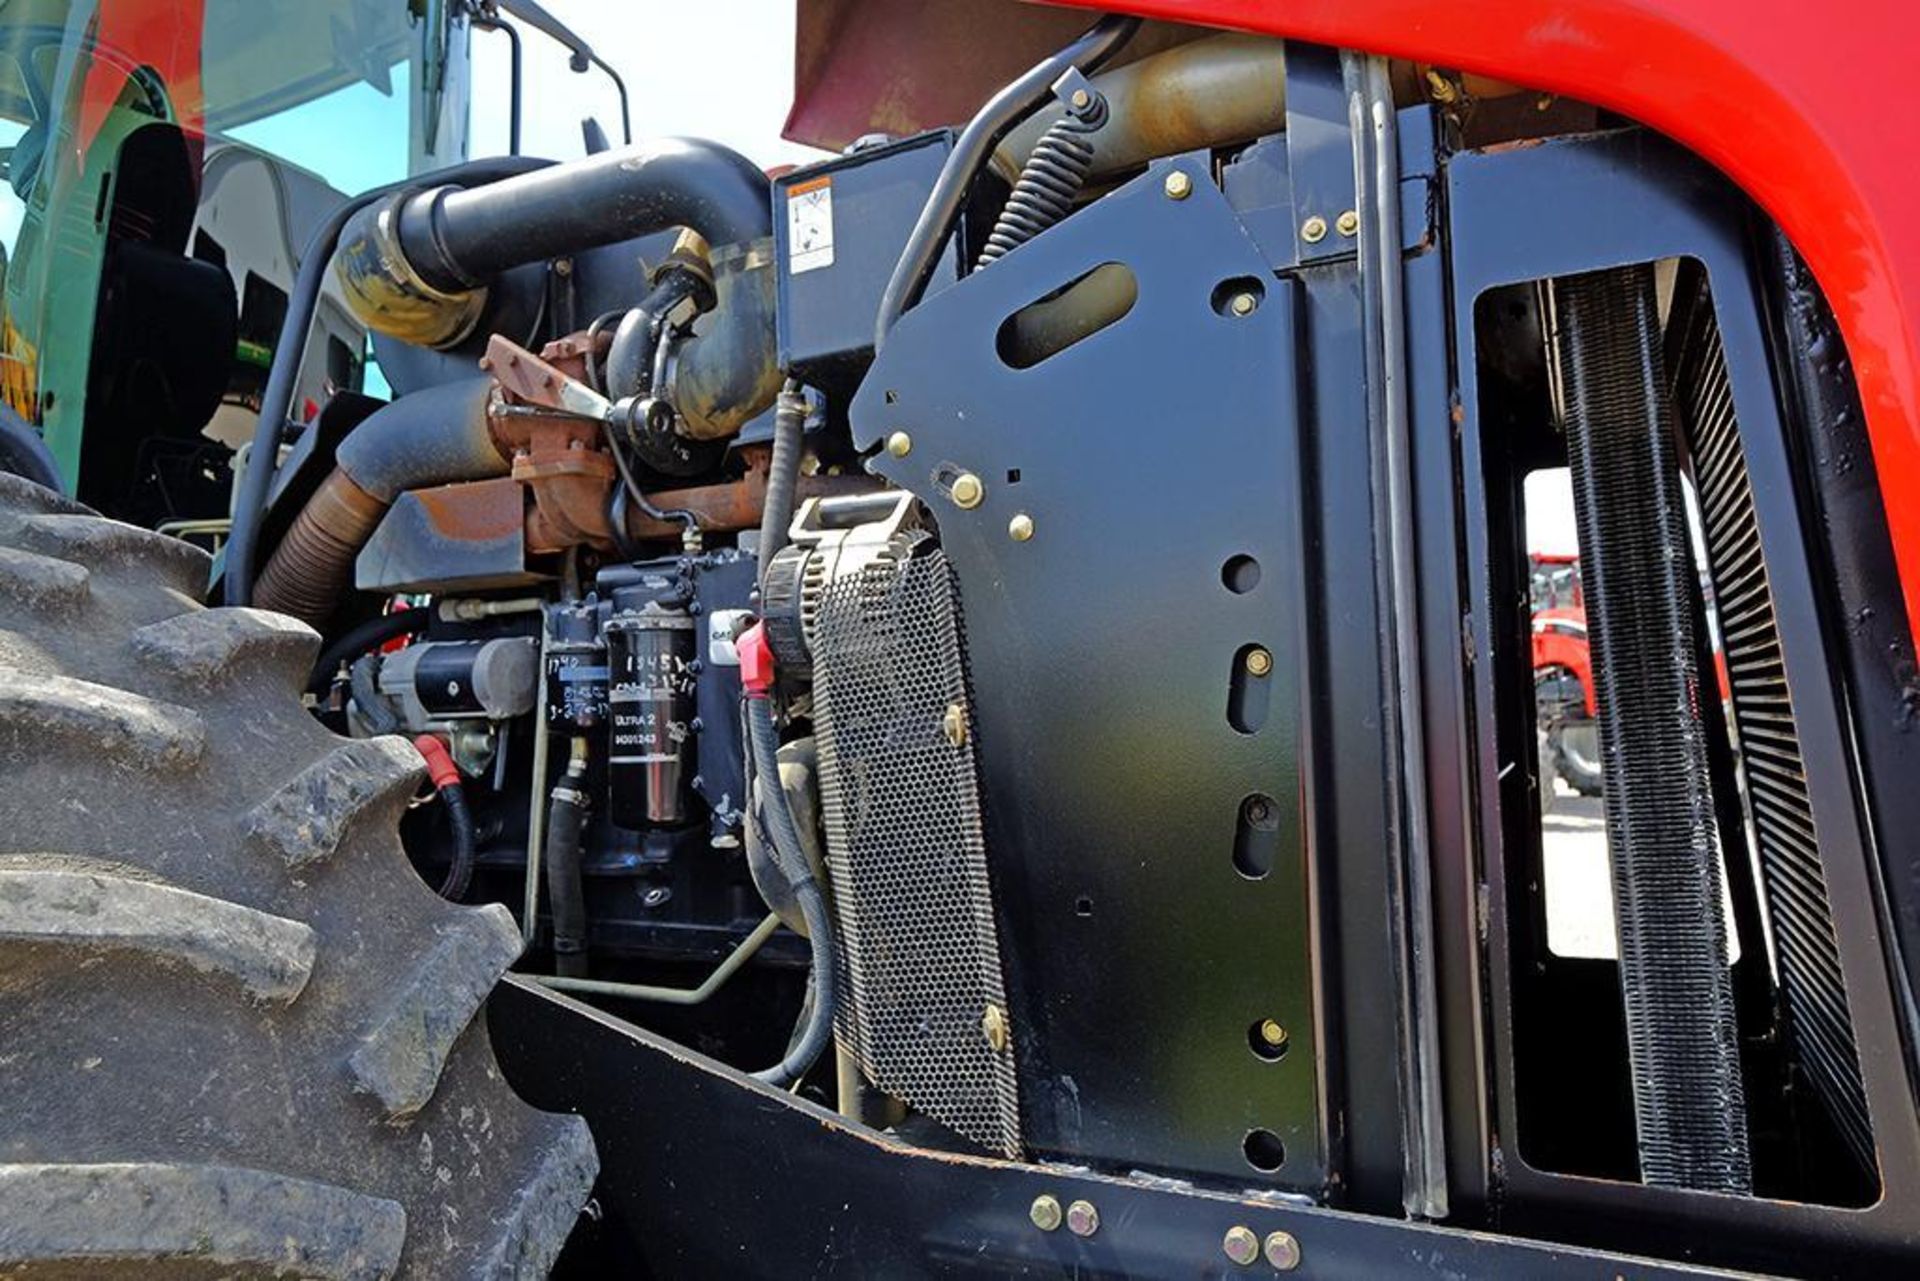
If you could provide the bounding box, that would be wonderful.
[850,160,1319,1188]
[492,977,1749,1280]
[1442,126,1920,1268]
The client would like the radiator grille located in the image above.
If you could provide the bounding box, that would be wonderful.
[810,533,1022,1156]
[1670,283,1874,1172]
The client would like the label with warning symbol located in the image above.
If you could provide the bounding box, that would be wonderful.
[786,176,834,274]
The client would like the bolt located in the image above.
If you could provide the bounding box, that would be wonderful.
[886,430,913,458]
[1065,1200,1099,1237]
[1008,512,1035,542]
[1029,1195,1063,1232]
[950,472,985,509]
[1223,1225,1260,1266]
[1245,797,1272,824]
[553,257,573,277]
[1245,647,1273,677]
[982,1003,1010,1052]
[943,702,968,747]
[1301,215,1328,244]
[1425,69,1459,104]
[1336,209,1360,237]
[1163,170,1193,200]
[1264,1230,1302,1271]
[1070,88,1092,111]
[1258,1019,1288,1050]
[1229,292,1258,317]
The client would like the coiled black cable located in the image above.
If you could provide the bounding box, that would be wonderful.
[977,101,1104,268]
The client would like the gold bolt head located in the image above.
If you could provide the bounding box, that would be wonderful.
[1070,88,1092,110]
[886,430,913,458]
[1008,512,1035,542]
[943,701,968,748]
[1223,1225,1260,1266]
[1301,215,1328,244]
[1336,210,1360,237]
[1230,292,1258,317]
[1029,1194,1063,1232]
[1264,1230,1302,1271]
[1259,1019,1288,1049]
[1065,1199,1100,1237]
[1245,647,1274,677]
[950,472,985,509]
[982,1002,1010,1052]
[1163,170,1193,200]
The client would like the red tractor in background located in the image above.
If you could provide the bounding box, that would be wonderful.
[1532,553,1601,797]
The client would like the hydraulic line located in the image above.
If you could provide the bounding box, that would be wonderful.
[414,735,476,902]
[874,13,1138,348]
[757,382,806,578]
[545,738,593,979]
[744,672,836,1087]
[532,912,781,1005]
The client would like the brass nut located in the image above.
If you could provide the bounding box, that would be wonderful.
[1264,1230,1302,1271]
[1065,1199,1100,1237]
[1163,170,1193,200]
[1223,1225,1260,1266]
[1070,88,1092,111]
[1229,292,1258,317]
[943,702,967,748]
[1008,512,1035,542]
[1245,647,1274,677]
[1029,1194,1063,1232]
[1336,210,1360,237]
[1259,1019,1288,1049]
[886,430,913,458]
[950,472,985,509]
[1301,215,1328,244]
[982,1003,1010,1052]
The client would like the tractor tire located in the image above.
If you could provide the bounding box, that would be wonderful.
[0,475,596,1279]
[1549,717,1605,797]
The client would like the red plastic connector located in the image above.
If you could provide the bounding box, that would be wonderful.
[413,734,462,790]
[737,621,776,698]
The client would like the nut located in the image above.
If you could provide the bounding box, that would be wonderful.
[1029,1194,1063,1232]
[1070,88,1092,111]
[950,472,985,509]
[1065,1199,1099,1237]
[1336,210,1360,237]
[886,431,913,458]
[1245,647,1273,677]
[1223,1225,1260,1266]
[1163,170,1193,200]
[1008,512,1035,542]
[982,1003,1010,1052]
[1301,215,1328,244]
[1258,1019,1288,1050]
[1264,1230,1302,1271]
[1229,292,1258,317]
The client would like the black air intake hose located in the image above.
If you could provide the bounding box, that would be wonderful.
[1552,266,1751,1193]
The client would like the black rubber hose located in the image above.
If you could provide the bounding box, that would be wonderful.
[757,381,806,579]
[436,779,477,903]
[392,139,771,293]
[306,609,432,695]
[746,697,836,1085]
[226,154,551,607]
[545,756,592,979]
[605,272,704,400]
[873,13,1137,349]
[348,655,403,735]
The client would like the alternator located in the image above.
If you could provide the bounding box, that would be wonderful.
[760,491,921,675]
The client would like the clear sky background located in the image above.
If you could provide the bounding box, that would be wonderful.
[469,1,825,169]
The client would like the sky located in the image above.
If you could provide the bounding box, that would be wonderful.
[468,1,825,170]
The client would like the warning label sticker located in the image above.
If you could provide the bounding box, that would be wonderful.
[786,176,834,274]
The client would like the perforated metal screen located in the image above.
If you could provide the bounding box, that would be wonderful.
[811,534,1023,1156]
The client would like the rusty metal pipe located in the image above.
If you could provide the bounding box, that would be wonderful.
[255,377,506,622]
[992,34,1287,183]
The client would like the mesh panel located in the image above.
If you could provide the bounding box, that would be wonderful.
[810,534,1022,1156]
[1671,285,1874,1172]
